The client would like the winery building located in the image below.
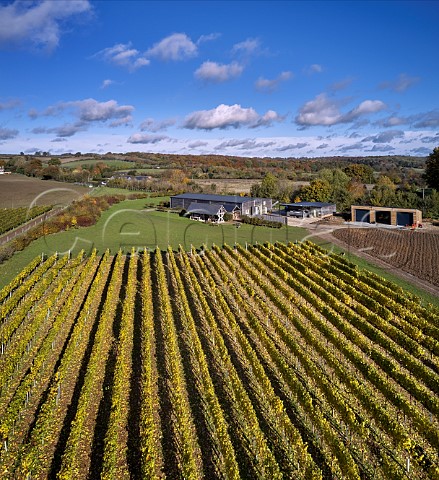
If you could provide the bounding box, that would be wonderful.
[170,193,273,217]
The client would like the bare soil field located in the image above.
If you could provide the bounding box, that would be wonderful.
[0,174,89,208]
[332,226,439,288]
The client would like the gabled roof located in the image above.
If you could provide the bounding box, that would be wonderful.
[282,202,335,208]
[172,193,266,204]
[186,202,226,216]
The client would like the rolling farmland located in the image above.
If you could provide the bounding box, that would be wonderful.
[0,242,438,479]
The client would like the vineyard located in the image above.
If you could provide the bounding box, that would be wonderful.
[332,227,439,288]
[0,241,438,479]
[0,206,52,236]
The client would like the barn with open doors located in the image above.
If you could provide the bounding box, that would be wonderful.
[351,206,422,227]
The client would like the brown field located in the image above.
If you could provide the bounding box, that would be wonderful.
[192,178,309,194]
[333,226,439,287]
[0,174,89,208]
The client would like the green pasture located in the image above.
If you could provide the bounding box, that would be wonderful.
[0,198,306,288]
[62,159,135,169]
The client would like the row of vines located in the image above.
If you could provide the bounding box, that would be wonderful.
[0,206,52,236]
[333,227,439,287]
[0,241,437,479]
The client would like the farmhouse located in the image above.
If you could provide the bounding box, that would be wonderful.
[351,205,422,227]
[282,201,336,218]
[170,193,273,217]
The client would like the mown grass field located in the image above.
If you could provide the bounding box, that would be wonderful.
[61,159,135,169]
[0,197,306,289]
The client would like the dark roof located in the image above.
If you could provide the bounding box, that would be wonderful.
[282,202,336,208]
[186,202,225,216]
[172,193,266,204]
[224,204,240,212]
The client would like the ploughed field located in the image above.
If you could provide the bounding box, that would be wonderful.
[0,242,438,479]
[332,227,439,287]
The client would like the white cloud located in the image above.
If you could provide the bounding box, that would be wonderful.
[330,77,354,91]
[197,33,221,45]
[188,140,208,148]
[411,109,439,128]
[31,122,86,137]
[295,93,386,126]
[0,98,21,111]
[304,64,323,75]
[127,133,169,144]
[275,142,308,152]
[0,0,91,51]
[380,73,421,92]
[140,118,176,132]
[231,38,261,56]
[93,43,149,71]
[362,130,404,143]
[70,99,134,123]
[255,71,293,92]
[100,79,114,89]
[0,127,19,140]
[147,33,197,61]
[183,104,283,130]
[215,139,276,150]
[194,61,244,83]
[28,98,134,137]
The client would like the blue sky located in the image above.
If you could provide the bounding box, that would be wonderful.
[0,0,438,158]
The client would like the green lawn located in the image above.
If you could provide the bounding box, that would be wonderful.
[0,198,306,288]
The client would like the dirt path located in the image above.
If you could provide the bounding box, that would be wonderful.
[305,222,439,299]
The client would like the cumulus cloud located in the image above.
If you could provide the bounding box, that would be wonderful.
[0,127,19,140]
[362,130,404,143]
[197,33,221,44]
[275,143,308,152]
[295,93,386,127]
[100,79,115,89]
[28,98,134,137]
[147,33,197,61]
[339,143,364,152]
[0,0,91,51]
[0,98,21,111]
[420,136,437,144]
[368,144,394,152]
[214,139,276,150]
[411,109,439,128]
[411,147,431,155]
[231,38,261,56]
[183,104,283,130]
[195,61,243,83]
[317,143,329,149]
[188,140,208,148]
[69,98,134,123]
[380,73,421,92]
[127,133,169,144]
[93,43,149,71]
[140,117,176,132]
[255,71,292,93]
[303,64,323,75]
[31,122,86,137]
[330,77,354,92]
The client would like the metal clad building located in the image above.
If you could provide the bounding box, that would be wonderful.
[170,193,272,216]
